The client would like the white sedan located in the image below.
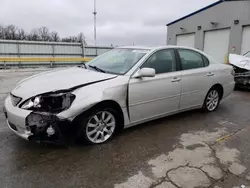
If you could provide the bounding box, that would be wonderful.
[4,46,235,144]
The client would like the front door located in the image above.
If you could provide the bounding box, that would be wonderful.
[128,49,181,124]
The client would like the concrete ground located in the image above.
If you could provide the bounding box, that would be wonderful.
[0,68,250,188]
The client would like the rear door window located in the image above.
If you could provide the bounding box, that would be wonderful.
[178,49,207,70]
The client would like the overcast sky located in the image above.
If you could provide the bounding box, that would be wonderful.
[0,0,217,46]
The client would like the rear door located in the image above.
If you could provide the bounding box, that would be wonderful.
[177,49,213,110]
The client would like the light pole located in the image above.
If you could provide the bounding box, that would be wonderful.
[93,0,97,55]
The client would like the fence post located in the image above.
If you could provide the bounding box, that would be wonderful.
[95,46,98,57]
[17,41,21,68]
[81,42,85,57]
[51,44,55,68]
[81,42,85,65]
[4,61,6,69]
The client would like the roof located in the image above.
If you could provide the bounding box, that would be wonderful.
[117,46,154,50]
[167,0,237,26]
[116,45,203,51]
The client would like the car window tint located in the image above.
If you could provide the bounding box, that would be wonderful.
[178,49,205,70]
[141,49,176,74]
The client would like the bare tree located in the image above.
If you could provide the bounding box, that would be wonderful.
[38,26,50,41]
[0,24,88,43]
[27,29,40,41]
[70,36,78,43]
[50,31,60,42]
[16,28,26,40]
[0,25,4,39]
[4,25,18,40]
[77,32,87,45]
[62,36,78,43]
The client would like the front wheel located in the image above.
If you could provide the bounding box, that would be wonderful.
[78,108,118,144]
[203,88,221,112]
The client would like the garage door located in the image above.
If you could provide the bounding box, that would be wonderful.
[241,26,250,55]
[203,29,230,63]
[176,33,195,48]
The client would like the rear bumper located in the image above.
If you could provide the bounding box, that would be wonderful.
[4,95,72,144]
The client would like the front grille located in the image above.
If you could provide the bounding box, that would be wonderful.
[10,93,22,106]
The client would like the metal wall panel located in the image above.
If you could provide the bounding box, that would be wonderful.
[54,45,82,55]
[97,48,111,55]
[20,44,53,54]
[0,43,18,53]
[84,47,98,57]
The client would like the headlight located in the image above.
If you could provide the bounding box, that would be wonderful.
[21,92,76,113]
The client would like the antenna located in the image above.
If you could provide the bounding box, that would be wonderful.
[93,0,97,47]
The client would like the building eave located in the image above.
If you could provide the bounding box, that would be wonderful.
[166,0,223,26]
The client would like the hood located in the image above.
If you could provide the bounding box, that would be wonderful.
[12,67,117,99]
[229,54,250,71]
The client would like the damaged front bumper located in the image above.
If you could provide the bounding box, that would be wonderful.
[4,95,72,144]
[232,65,250,88]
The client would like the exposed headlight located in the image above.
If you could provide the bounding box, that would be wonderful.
[21,92,76,113]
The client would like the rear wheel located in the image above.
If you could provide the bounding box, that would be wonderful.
[78,108,118,144]
[203,88,221,112]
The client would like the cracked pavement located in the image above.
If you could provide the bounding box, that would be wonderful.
[1,68,250,188]
[115,125,250,188]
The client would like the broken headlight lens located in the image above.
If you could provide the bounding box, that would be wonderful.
[21,92,76,113]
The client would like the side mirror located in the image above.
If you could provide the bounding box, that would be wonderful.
[134,68,156,78]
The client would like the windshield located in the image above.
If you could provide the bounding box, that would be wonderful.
[87,48,149,75]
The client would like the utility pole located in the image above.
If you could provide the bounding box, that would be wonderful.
[93,0,97,56]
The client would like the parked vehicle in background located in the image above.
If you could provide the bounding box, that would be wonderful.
[229,52,250,88]
[4,46,235,145]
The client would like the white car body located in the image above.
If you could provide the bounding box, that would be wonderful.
[4,46,235,144]
[229,53,250,70]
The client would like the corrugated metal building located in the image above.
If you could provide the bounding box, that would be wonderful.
[166,0,250,63]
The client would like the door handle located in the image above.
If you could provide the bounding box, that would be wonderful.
[207,72,214,76]
[171,77,181,82]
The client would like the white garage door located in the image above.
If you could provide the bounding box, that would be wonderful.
[176,33,195,48]
[241,26,250,55]
[203,29,230,63]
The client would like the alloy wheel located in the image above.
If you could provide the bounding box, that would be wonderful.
[206,90,219,111]
[86,111,116,144]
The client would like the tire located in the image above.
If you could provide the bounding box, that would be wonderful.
[77,107,118,144]
[203,88,221,112]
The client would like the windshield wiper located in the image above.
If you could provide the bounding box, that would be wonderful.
[88,65,106,73]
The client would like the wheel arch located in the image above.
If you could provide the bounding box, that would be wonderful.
[210,84,224,100]
[72,100,125,133]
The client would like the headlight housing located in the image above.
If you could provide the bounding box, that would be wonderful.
[20,92,76,113]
